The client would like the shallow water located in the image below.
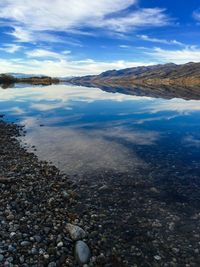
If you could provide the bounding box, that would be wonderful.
[1,83,200,265]
[0,84,199,178]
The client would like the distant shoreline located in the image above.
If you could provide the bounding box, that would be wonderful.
[0,74,59,86]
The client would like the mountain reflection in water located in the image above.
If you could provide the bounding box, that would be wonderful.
[0,84,200,265]
[0,84,199,176]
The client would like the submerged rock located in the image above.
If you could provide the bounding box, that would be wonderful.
[75,241,91,265]
[0,254,4,262]
[48,262,56,267]
[0,119,82,266]
[66,223,86,241]
[20,241,31,247]
[98,185,109,192]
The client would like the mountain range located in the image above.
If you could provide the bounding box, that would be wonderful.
[68,62,200,88]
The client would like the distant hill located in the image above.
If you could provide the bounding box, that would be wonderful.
[68,62,200,88]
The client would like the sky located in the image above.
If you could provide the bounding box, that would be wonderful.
[0,0,200,77]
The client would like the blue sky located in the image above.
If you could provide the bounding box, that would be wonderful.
[0,0,200,76]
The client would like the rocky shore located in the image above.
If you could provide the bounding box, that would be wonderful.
[0,119,91,267]
[1,118,200,267]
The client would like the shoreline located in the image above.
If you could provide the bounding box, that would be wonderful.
[0,119,92,266]
[1,112,200,266]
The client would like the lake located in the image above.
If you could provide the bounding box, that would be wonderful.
[0,83,200,265]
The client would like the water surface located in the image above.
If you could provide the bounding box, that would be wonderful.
[0,84,199,177]
[0,84,200,265]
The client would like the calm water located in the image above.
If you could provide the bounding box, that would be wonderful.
[0,84,199,178]
[1,84,200,265]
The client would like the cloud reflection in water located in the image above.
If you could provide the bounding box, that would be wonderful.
[0,84,200,177]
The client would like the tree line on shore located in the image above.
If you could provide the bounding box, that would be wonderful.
[0,74,59,85]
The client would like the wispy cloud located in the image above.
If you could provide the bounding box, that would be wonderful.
[97,8,170,32]
[8,26,67,43]
[193,9,200,21]
[25,49,71,60]
[119,45,130,48]
[0,0,170,42]
[146,46,200,63]
[9,27,34,43]
[0,43,22,53]
[137,34,184,46]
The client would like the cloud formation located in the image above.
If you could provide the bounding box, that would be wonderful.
[137,35,184,46]
[0,56,155,76]
[193,9,200,21]
[0,1,199,76]
[0,43,22,53]
[0,0,170,42]
[25,49,71,60]
[147,46,200,63]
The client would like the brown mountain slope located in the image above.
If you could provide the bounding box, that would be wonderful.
[67,62,200,99]
[68,62,200,87]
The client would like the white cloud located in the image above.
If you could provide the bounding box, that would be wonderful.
[62,50,71,55]
[119,45,130,48]
[0,43,22,53]
[193,10,200,21]
[25,49,71,60]
[137,34,184,46]
[147,46,200,63]
[97,8,170,32]
[0,57,155,77]
[9,27,34,42]
[0,0,137,30]
[9,26,69,43]
[0,0,170,42]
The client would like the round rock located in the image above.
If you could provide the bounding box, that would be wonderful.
[75,241,91,265]
[66,223,86,241]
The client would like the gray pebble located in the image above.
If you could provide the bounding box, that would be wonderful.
[0,254,4,262]
[20,241,31,247]
[34,235,42,243]
[48,262,57,267]
[75,241,91,265]
[66,223,86,241]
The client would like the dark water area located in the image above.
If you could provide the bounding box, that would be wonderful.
[0,84,200,266]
